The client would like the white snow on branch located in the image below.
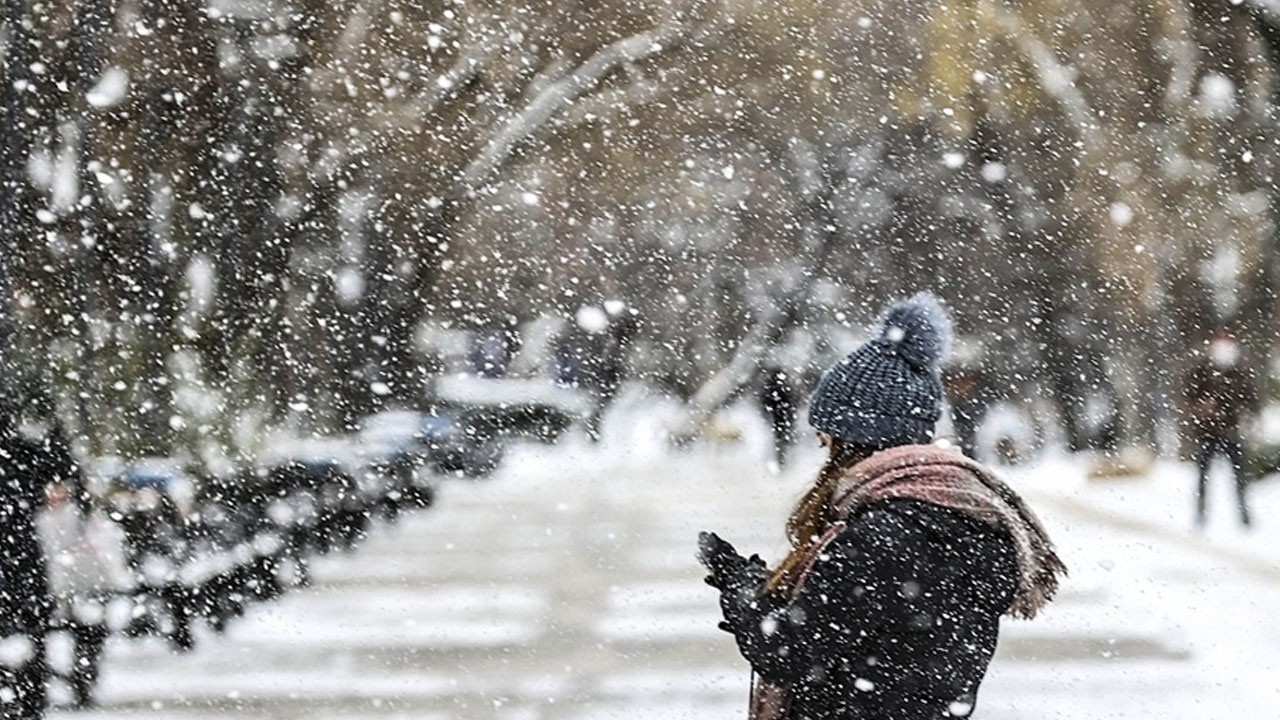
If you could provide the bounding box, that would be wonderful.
[414,41,494,117]
[562,70,670,129]
[1245,0,1280,24]
[669,141,833,439]
[87,67,130,109]
[459,14,706,191]
[988,3,1102,155]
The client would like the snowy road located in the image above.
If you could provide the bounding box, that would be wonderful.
[51,435,1280,719]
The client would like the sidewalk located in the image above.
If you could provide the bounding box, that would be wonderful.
[982,455,1280,718]
[1020,453,1280,568]
[51,427,1280,719]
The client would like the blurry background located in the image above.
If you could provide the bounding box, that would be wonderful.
[4,0,1280,461]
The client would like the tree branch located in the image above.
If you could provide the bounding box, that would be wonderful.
[457,13,707,192]
[985,1,1102,155]
[669,139,840,439]
[560,69,670,128]
[413,38,495,116]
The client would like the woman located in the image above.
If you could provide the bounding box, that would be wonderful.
[37,480,130,708]
[699,294,1065,720]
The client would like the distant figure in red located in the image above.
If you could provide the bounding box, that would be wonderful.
[1184,328,1255,529]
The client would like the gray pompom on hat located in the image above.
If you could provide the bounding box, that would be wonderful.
[808,293,953,447]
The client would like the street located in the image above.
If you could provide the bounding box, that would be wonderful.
[53,437,1280,719]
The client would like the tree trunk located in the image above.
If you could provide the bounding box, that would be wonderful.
[0,0,35,413]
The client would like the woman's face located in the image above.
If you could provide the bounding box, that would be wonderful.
[46,481,69,507]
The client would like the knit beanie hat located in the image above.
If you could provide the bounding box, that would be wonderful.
[808,293,953,447]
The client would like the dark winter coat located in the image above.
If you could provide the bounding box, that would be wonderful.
[760,367,799,465]
[730,499,1019,720]
[0,432,54,634]
[1184,357,1255,439]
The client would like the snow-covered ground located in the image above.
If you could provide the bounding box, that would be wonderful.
[50,398,1280,719]
[985,455,1280,718]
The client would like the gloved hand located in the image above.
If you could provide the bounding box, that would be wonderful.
[697,532,767,590]
[698,531,772,633]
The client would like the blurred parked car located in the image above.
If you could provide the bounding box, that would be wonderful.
[108,460,193,578]
[419,412,503,478]
[359,408,504,479]
[430,374,593,444]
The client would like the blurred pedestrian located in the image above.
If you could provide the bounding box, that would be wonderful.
[45,422,88,516]
[468,322,521,378]
[595,303,639,438]
[698,294,1064,720]
[1184,328,1255,529]
[556,303,638,442]
[554,307,605,390]
[0,410,53,718]
[36,481,129,708]
[943,362,989,459]
[758,366,798,469]
[109,472,194,650]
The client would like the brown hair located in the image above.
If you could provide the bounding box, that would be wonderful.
[763,437,877,595]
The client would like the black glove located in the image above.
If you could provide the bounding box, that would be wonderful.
[697,531,768,590]
[698,531,772,631]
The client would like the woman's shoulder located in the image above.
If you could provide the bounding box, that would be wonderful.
[840,499,1012,555]
[829,500,1018,603]
[823,500,940,559]
[844,498,954,532]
